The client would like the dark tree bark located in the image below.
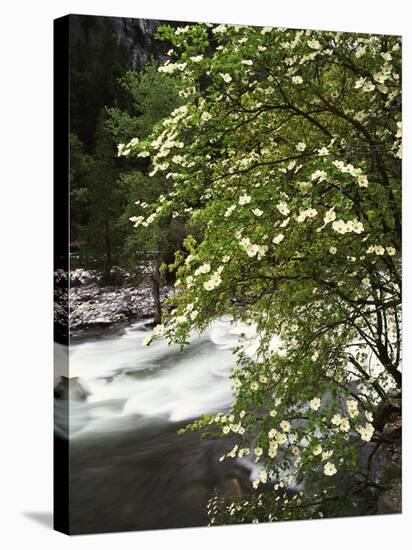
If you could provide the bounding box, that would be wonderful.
[151,258,162,325]
[104,217,112,281]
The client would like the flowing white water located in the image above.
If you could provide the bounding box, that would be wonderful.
[62,317,246,436]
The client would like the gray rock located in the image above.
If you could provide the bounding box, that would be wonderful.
[69,269,174,336]
[377,481,402,514]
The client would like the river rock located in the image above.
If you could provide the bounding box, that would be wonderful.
[54,376,90,401]
[69,272,174,338]
[70,269,100,287]
[377,480,402,514]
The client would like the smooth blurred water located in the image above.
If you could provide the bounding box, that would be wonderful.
[54,318,258,533]
[56,318,246,438]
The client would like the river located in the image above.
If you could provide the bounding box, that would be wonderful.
[54,318,258,534]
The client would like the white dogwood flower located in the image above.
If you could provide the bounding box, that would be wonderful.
[362,81,375,93]
[239,194,252,205]
[224,204,236,217]
[310,397,321,411]
[358,175,369,187]
[220,72,232,83]
[356,422,375,442]
[331,414,343,426]
[340,418,350,432]
[324,462,337,476]
[277,201,290,216]
[252,208,263,217]
[311,170,327,181]
[311,444,322,456]
[308,39,321,50]
[332,220,347,234]
[280,420,291,432]
[324,208,336,224]
[272,233,285,245]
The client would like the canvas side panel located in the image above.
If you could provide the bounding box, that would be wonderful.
[53,14,70,536]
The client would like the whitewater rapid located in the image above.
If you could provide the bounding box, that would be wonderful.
[56,317,258,438]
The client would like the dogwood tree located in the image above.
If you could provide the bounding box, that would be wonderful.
[124,24,402,521]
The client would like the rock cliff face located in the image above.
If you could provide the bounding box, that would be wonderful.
[69,15,162,70]
[111,17,161,68]
[68,14,171,147]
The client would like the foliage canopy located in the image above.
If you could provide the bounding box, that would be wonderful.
[123,24,402,522]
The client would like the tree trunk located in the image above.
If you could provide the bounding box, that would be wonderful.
[151,259,162,325]
[104,217,112,281]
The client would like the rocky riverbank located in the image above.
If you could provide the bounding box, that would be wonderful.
[66,268,173,339]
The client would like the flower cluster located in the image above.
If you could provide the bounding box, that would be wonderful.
[367,245,396,256]
[356,422,375,442]
[239,237,268,259]
[332,219,364,234]
[203,270,223,291]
